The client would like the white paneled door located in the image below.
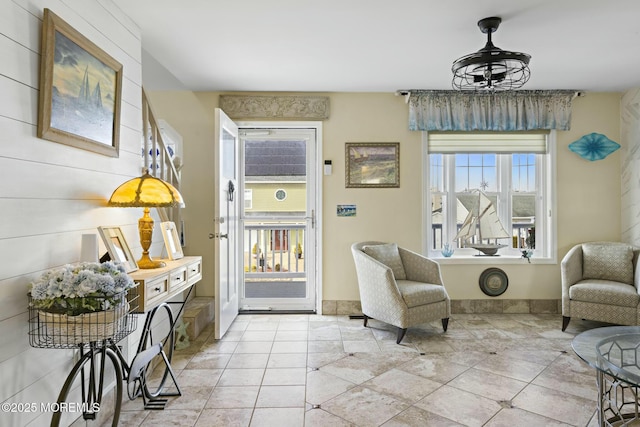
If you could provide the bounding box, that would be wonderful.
[213,108,239,339]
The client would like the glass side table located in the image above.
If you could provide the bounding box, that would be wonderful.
[572,326,640,426]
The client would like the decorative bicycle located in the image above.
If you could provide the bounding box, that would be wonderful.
[28,285,190,426]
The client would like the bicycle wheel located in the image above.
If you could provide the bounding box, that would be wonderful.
[51,342,122,427]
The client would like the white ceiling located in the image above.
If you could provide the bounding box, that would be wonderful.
[113,0,640,93]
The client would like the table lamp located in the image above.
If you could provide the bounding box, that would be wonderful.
[108,172,185,269]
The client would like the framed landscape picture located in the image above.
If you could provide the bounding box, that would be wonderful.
[37,8,123,157]
[345,142,400,188]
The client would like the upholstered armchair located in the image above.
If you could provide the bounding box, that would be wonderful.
[351,241,450,343]
[561,241,640,331]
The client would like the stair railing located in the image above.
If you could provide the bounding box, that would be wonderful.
[141,88,182,229]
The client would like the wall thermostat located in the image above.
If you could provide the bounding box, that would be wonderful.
[324,160,332,175]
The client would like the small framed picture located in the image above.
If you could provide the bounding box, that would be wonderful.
[97,226,138,272]
[160,221,184,260]
[345,142,400,188]
[337,204,357,217]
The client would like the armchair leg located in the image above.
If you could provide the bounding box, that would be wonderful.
[562,316,571,331]
[442,318,449,332]
[396,328,407,344]
[363,314,369,328]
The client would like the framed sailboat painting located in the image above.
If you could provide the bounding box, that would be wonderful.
[37,9,123,157]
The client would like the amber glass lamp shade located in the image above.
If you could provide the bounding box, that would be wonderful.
[108,172,185,269]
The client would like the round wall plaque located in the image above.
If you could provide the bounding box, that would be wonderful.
[479,268,508,297]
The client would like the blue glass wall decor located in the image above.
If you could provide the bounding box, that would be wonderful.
[568,133,620,161]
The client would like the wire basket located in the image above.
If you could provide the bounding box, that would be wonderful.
[28,285,140,349]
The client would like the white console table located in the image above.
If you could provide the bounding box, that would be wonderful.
[45,256,204,426]
[129,256,202,313]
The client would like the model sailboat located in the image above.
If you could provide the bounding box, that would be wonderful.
[455,190,510,256]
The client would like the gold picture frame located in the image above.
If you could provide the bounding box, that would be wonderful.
[37,8,123,157]
[345,142,400,188]
[97,226,138,272]
[160,221,184,260]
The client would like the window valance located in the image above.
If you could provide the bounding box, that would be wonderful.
[408,90,578,131]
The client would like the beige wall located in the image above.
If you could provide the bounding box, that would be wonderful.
[148,91,623,304]
[145,92,217,297]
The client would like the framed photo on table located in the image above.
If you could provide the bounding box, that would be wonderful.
[345,142,400,188]
[160,221,184,260]
[97,226,138,272]
[37,8,123,157]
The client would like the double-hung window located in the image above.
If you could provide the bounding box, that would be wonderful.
[425,132,556,261]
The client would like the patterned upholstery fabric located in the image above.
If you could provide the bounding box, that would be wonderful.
[561,241,640,330]
[399,248,443,284]
[397,280,447,308]
[363,243,407,280]
[569,280,639,307]
[351,241,450,331]
[570,300,637,326]
[582,242,633,284]
[407,300,450,326]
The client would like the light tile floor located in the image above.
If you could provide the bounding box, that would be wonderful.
[114,313,608,427]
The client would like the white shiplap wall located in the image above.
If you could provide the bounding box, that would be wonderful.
[0,1,160,426]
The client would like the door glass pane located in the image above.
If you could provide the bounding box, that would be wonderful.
[244,139,306,216]
[243,138,307,300]
[222,129,235,178]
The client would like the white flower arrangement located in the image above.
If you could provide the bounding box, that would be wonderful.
[30,262,135,316]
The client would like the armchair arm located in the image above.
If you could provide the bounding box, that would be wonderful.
[561,245,583,316]
[561,245,584,290]
[398,247,444,285]
[351,250,407,319]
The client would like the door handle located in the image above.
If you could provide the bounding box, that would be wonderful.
[305,209,315,228]
[209,233,228,239]
[227,180,235,202]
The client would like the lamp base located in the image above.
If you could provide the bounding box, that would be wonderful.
[137,253,166,269]
[137,207,166,269]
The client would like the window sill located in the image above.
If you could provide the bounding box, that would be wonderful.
[433,254,556,265]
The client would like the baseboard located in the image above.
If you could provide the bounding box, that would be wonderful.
[239,310,316,315]
[322,299,561,315]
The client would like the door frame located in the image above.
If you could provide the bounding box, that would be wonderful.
[237,120,323,313]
